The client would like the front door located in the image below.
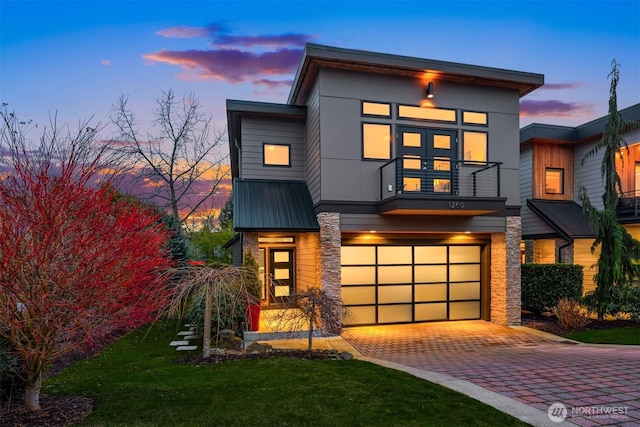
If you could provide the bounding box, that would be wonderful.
[269,249,294,304]
[398,127,458,194]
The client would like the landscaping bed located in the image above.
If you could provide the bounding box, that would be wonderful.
[522,311,640,340]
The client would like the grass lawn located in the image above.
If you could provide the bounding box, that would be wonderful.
[44,321,529,427]
[565,327,640,345]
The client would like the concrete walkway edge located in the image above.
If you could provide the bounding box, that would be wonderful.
[358,356,578,427]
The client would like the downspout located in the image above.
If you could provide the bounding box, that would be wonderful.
[557,239,572,263]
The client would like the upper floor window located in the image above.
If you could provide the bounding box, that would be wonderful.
[462,111,488,126]
[398,105,456,123]
[362,123,391,160]
[545,168,564,194]
[263,143,290,166]
[362,101,391,117]
[463,131,487,163]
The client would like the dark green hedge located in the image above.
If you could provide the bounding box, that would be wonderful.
[521,264,584,312]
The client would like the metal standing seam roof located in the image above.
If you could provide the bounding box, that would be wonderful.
[526,199,596,241]
[233,179,320,231]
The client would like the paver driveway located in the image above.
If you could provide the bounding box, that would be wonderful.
[342,321,640,427]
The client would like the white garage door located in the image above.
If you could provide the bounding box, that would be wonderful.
[341,244,482,325]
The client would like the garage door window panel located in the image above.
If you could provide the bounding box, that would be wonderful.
[378,266,412,284]
[378,285,412,304]
[450,301,480,320]
[449,264,480,282]
[415,283,447,302]
[342,266,376,285]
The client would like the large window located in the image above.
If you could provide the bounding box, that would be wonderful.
[362,123,391,160]
[545,168,564,194]
[263,143,290,166]
[398,105,456,122]
[463,131,487,163]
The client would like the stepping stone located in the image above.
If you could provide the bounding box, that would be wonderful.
[176,345,198,351]
[177,331,193,336]
[170,340,189,346]
[184,335,202,340]
[184,323,192,328]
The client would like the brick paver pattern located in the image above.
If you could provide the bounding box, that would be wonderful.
[342,321,640,427]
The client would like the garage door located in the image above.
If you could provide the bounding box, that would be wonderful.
[341,244,482,325]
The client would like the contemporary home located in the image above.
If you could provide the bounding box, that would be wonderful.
[226,43,544,329]
[520,103,640,293]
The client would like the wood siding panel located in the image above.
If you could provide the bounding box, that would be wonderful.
[533,143,573,200]
[574,238,599,294]
[615,132,640,195]
[520,145,556,236]
[296,232,320,292]
[240,117,306,180]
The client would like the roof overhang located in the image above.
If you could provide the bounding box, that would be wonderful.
[233,179,319,232]
[526,199,595,242]
[288,43,544,105]
[377,196,506,216]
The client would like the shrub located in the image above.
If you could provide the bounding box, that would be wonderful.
[0,336,25,402]
[521,264,583,313]
[583,282,640,322]
[552,298,592,332]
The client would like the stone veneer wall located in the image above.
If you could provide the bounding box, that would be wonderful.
[555,239,574,263]
[241,232,259,260]
[317,212,341,334]
[490,216,521,325]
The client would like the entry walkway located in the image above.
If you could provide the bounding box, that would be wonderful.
[342,321,640,427]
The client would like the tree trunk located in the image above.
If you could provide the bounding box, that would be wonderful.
[203,281,212,358]
[307,309,315,353]
[25,373,42,411]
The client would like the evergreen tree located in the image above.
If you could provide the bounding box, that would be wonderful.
[218,193,234,231]
[579,59,640,320]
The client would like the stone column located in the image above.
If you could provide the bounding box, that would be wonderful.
[241,232,259,260]
[555,239,573,264]
[490,216,522,326]
[317,212,341,334]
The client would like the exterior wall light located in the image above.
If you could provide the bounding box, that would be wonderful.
[426,82,434,98]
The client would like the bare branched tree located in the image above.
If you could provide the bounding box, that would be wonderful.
[268,287,346,352]
[162,265,258,358]
[110,90,228,225]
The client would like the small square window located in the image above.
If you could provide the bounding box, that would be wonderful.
[545,168,564,194]
[263,143,290,166]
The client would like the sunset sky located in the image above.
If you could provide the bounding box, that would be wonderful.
[2,0,639,133]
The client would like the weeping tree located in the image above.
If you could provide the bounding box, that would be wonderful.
[578,59,640,320]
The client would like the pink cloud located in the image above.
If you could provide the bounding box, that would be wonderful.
[212,33,315,49]
[520,100,595,118]
[143,48,303,83]
[539,82,584,90]
[253,78,294,91]
[156,24,223,39]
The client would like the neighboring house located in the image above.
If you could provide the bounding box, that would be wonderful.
[520,103,640,293]
[226,43,544,329]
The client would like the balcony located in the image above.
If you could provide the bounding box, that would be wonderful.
[378,158,505,215]
[617,192,640,223]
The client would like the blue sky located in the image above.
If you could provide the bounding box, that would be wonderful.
[1,0,639,140]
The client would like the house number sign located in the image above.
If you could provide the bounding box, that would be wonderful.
[448,201,465,209]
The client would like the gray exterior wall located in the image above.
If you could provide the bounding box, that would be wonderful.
[340,213,506,233]
[520,144,555,237]
[240,117,306,180]
[314,68,522,206]
[305,81,322,203]
[573,140,604,210]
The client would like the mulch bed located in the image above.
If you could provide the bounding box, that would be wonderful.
[521,311,640,336]
[180,348,346,365]
[1,396,93,427]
